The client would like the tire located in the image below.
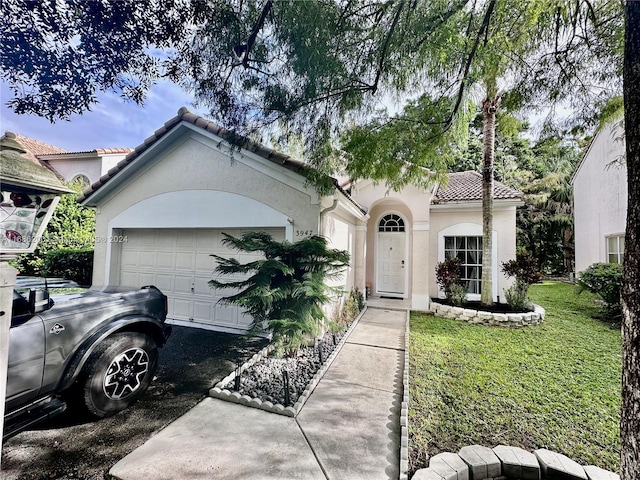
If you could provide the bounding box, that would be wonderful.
[77,332,158,418]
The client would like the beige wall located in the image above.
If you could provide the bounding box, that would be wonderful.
[429,205,518,302]
[573,122,627,273]
[91,132,321,287]
[47,153,128,184]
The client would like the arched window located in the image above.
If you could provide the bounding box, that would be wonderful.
[378,214,405,232]
[71,174,90,188]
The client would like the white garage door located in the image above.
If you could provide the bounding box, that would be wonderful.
[119,228,285,332]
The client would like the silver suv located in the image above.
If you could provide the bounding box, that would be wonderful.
[5,284,171,439]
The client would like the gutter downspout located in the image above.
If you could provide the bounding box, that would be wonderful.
[319,195,339,236]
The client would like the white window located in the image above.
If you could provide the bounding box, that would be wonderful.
[378,214,405,232]
[607,235,625,264]
[444,236,483,294]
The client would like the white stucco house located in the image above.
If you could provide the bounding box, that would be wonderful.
[571,121,627,273]
[78,107,523,334]
[15,133,132,186]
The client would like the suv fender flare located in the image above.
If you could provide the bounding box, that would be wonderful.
[58,316,171,392]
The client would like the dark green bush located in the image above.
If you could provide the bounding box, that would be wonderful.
[42,249,94,286]
[576,262,623,315]
[435,257,464,302]
[501,252,543,286]
[210,232,350,356]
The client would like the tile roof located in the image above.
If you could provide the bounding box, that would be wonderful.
[14,133,67,156]
[78,107,366,214]
[41,147,134,156]
[433,171,523,203]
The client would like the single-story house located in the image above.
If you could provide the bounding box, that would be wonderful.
[571,121,627,273]
[14,133,132,187]
[79,107,523,334]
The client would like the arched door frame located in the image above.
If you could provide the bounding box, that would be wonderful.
[374,211,409,298]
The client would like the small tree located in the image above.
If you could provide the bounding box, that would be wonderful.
[435,257,465,304]
[501,251,542,311]
[209,232,349,357]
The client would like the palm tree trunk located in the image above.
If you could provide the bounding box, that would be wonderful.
[481,95,500,306]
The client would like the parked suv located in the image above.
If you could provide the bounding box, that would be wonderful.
[5,284,172,439]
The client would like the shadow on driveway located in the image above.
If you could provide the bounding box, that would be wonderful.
[2,326,267,480]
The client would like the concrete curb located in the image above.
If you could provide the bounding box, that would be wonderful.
[412,444,619,480]
[399,309,410,480]
[209,306,368,417]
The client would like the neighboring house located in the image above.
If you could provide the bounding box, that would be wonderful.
[14,133,132,186]
[79,107,523,334]
[571,121,627,274]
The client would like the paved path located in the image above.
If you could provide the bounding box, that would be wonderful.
[109,307,407,480]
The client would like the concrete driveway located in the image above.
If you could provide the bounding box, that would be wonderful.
[1,326,267,480]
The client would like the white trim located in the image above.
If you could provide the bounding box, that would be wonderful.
[437,223,498,302]
[356,225,368,232]
[103,190,292,286]
[413,223,429,231]
[374,210,409,299]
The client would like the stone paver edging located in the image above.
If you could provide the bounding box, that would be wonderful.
[429,301,545,327]
[400,309,410,480]
[412,445,619,480]
[208,307,368,417]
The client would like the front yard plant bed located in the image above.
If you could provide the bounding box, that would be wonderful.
[431,298,533,314]
[209,307,366,416]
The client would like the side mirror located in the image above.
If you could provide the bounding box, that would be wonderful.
[29,289,51,314]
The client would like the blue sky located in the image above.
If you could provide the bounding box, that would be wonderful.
[0,80,208,152]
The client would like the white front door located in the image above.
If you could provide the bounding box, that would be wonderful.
[377,232,406,296]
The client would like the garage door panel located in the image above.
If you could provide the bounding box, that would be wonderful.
[139,251,156,268]
[175,252,194,270]
[157,252,175,269]
[215,303,239,325]
[139,273,156,286]
[120,227,284,331]
[121,251,139,269]
[155,274,174,292]
[120,271,138,287]
[194,276,215,296]
[195,252,216,272]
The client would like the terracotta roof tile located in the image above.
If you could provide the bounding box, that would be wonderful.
[78,107,366,214]
[433,171,523,203]
[14,133,67,156]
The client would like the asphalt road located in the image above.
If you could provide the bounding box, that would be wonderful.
[1,326,267,480]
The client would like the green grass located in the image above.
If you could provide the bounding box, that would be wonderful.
[409,281,621,473]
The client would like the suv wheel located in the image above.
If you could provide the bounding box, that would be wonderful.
[78,332,158,417]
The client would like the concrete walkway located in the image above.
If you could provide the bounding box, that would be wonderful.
[109,306,407,480]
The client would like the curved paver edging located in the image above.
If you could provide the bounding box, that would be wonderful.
[429,301,545,327]
[399,310,410,480]
[208,306,368,417]
[412,444,619,480]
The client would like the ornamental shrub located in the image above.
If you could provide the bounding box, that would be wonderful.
[449,283,468,307]
[503,281,529,312]
[501,252,541,311]
[576,262,623,315]
[435,257,464,302]
[501,251,543,286]
[210,232,350,357]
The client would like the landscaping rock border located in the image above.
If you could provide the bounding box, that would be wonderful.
[429,301,545,327]
[412,445,619,480]
[208,306,367,417]
[400,309,410,480]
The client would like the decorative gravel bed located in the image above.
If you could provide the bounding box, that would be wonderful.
[234,328,349,406]
[210,307,366,416]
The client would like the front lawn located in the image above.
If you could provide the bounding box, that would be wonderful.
[409,281,621,474]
